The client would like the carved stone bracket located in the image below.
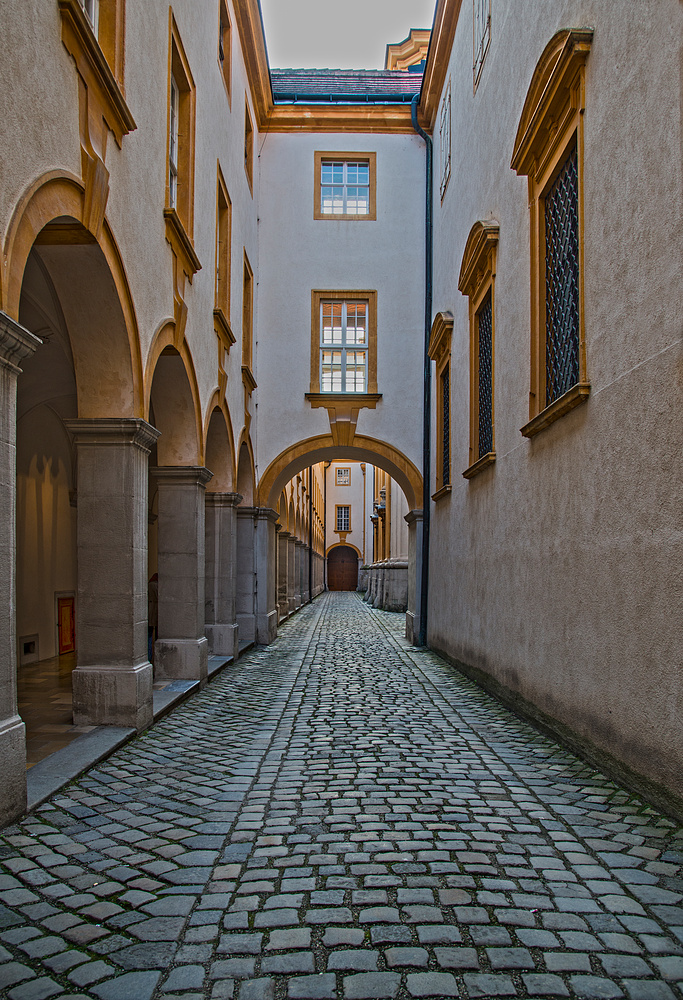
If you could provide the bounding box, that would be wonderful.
[304,393,382,447]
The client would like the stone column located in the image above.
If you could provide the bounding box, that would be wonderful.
[405,509,424,645]
[65,418,160,730]
[286,535,296,613]
[277,529,290,620]
[0,312,40,827]
[236,506,257,644]
[255,507,278,645]
[154,466,212,684]
[205,491,241,661]
[294,539,304,610]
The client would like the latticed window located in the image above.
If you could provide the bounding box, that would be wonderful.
[321,300,368,392]
[477,291,493,456]
[321,160,370,215]
[544,143,580,407]
[336,505,350,532]
[336,468,350,486]
[441,365,450,486]
[169,76,179,210]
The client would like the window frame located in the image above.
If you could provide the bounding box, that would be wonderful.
[241,250,256,392]
[163,15,200,280]
[458,221,498,479]
[335,505,351,533]
[244,98,254,194]
[473,0,491,93]
[511,29,592,438]
[439,80,451,199]
[336,468,351,486]
[314,152,377,221]
[309,290,378,396]
[427,311,454,500]
[218,0,232,105]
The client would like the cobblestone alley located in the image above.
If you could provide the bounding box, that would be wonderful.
[1,593,682,1000]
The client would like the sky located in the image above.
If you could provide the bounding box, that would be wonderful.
[259,0,437,70]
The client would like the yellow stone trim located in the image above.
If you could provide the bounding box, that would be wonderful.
[144,321,204,466]
[420,0,464,131]
[166,13,197,241]
[520,383,590,438]
[428,312,453,494]
[164,208,201,280]
[385,29,431,71]
[215,162,232,321]
[310,290,378,395]
[462,450,496,480]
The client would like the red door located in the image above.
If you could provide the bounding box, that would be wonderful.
[327,547,359,591]
[57,597,75,654]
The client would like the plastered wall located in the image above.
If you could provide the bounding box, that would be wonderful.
[428,0,683,809]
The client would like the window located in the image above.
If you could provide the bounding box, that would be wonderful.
[459,221,498,479]
[336,468,350,486]
[78,0,99,34]
[439,81,451,199]
[163,17,199,279]
[309,291,378,396]
[511,29,592,437]
[215,167,232,323]
[244,99,254,193]
[218,0,231,103]
[169,75,179,210]
[427,312,454,499]
[321,300,368,393]
[241,251,255,389]
[336,505,351,532]
[314,152,377,221]
[473,0,491,92]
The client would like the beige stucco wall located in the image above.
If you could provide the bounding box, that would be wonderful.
[255,132,425,487]
[428,0,683,808]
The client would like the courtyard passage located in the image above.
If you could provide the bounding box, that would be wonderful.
[1,593,682,1000]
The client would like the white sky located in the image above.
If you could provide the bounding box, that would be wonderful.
[259,0,437,70]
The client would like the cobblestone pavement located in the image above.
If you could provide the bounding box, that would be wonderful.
[1,593,682,1000]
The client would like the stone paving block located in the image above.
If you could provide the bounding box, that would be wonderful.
[161,965,205,991]
[328,949,379,971]
[92,971,162,999]
[369,925,412,945]
[434,946,479,968]
[416,924,462,945]
[521,973,570,996]
[462,973,517,996]
[7,977,63,1000]
[544,951,593,972]
[599,954,653,978]
[569,975,624,998]
[342,972,401,998]
[287,973,336,999]
[621,981,677,1000]
[487,946,535,970]
[0,962,36,989]
[209,959,255,978]
[217,933,263,955]
[267,927,312,949]
[239,980,275,1000]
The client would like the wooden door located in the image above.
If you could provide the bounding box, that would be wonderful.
[57,596,75,654]
[327,546,359,591]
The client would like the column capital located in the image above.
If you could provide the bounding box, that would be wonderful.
[205,491,243,508]
[236,505,258,517]
[278,529,291,539]
[0,310,41,373]
[256,507,279,524]
[153,466,214,488]
[404,508,424,525]
[64,417,160,453]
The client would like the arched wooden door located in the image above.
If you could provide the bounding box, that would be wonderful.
[327,546,359,591]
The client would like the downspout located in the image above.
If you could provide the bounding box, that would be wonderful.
[323,461,329,590]
[308,465,313,602]
[411,94,433,648]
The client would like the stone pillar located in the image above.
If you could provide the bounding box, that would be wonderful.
[405,509,424,645]
[205,491,241,661]
[65,418,160,730]
[294,539,304,609]
[236,506,257,644]
[255,508,278,645]
[287,535,297,614]
[154,467,212,684]
[0,312,40,827]
[277,529,290,620]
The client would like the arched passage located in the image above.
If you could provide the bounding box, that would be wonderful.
[327,545,360,592]
[257,434,422,512]
[12,206,153,759]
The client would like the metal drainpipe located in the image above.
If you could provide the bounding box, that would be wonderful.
[411,94,432,649]
[308,465,313,602]
[323,461,329,590]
